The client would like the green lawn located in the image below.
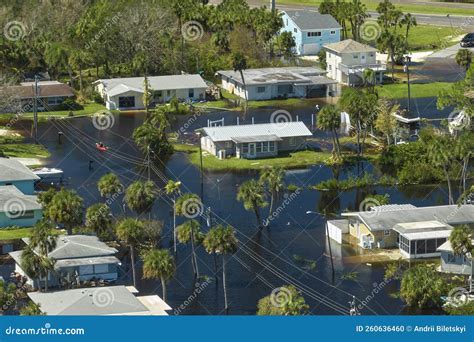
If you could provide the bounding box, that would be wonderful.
[407,25,458,51]
[376,82,452,99]
[1,102,107,122]
[0,143,51,158]
[0,227,62,241]
[173,143,333,171]
[277,0,474,16]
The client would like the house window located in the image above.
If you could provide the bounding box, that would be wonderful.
[369,53,374,57]
[447,253,456,263]
[94,264,109,274]
[225,141,232,148]
[118,96,135,108]
[256,143,262,153]
[242,143,248,154]
[79,265,94,275]
[167,90,171,96]
[156,90,163,97]
[269,141,275,152]
[383,230,390,236]
[277,84,293,94]
[286,19,288,26]
[257,86,266,93]
[294,28,298,33]
[289,137,296,146]
[329,65,332,71]
[262,142,268,153]
[353,54,359,59]
[330,30,336,35]
[188,89,194,98]
[307,31,321,37]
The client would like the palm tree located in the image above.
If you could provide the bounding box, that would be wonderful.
[175,193,202,277]
[203,224,238,312]
[455,49,473,72]
[116,218,147,287]
[85,203,113,240]
[449,225,473,291]
[143,76,152,118]
[374,98,399,146]
[317,105,342,157]
[260,167,285,226]
[98,173,123,198]
[362,68,376,92]
[176,219,204,276]
[124,180,156,216]
[165,180,181,253]
[232,52,248,113]
[454,133,473,194]
[237,179,268,229]
[401,13,417,47]
[427,137,455,204]
[142,248,175,302]
[48,189,84,235]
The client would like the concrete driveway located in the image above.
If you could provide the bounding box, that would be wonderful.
[429,43,474,59]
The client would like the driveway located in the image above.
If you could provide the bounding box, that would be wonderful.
[429,43,474,59]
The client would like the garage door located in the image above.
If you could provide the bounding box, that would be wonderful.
[303,43,319,55]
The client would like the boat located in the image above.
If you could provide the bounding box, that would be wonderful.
[33,167,64,179]
[96,143,109,152]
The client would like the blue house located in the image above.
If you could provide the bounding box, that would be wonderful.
[0,185,42,227]
[281,10,341,56]
[0,158,39,195]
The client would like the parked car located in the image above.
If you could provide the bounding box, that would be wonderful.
[460,33,474,47]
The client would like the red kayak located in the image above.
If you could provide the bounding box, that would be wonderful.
[96,143,109,152]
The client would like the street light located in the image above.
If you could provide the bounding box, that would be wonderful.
[306,210,335,281]
[403,55,412,115]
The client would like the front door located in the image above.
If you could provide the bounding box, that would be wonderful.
[248,143,256,158]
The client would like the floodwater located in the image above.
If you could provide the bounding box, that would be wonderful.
[1,99,454,315]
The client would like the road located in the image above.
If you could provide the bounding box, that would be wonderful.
[208,0,474,31]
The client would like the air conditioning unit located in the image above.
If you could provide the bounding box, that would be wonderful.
[217,150,226,160]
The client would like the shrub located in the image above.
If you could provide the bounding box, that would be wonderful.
[53,98,84,111]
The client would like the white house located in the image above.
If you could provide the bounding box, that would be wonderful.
[323,39,386,86]
[280,10,341,56]
[0,185,42,228]
[10,235,120,289]
[217,67,337,101]
[94,74,208,110]
[438,240,473,275]
[198,121,312,159]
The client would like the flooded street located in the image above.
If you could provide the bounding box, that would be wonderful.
[1,100,453,315]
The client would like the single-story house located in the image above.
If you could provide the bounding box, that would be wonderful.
[280,10,341,56]
[327,204,474,259]
[93,75,208,110]
[437,240,473,275]
[198,121,313,159]
[0,185,42,228]
[0,158,40,195]
[10,235,120,289]
[28,285,171,315]
[324,39,386,86]
[0,81,74,113]
[217,67,337,101]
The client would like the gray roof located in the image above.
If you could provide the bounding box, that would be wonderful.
[28,286,151,315]
[283,10,341,30]
[54,256,120,269]
[217,67,327,86]
[23,235,117,260]
[324,39,377,53]
[0,158,40,182]
[0,185,41,212]
[232,135,282,143]
[96,74,208,95]
[199,121,312,142]
[342,205,474,232]
[393,221,453,240]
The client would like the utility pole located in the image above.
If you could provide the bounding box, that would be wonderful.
[197,132,204,201]
[147,145,151,220]
[33,75,39,143]
[270,0,276,12]
[404,56,411,115]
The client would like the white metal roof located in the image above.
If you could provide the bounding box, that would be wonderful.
[0,158,40,182]
[200,121,312,142]
[0,185,41,212]
[97,74,207,96]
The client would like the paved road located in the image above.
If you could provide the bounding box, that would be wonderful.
[208,0,474,31]
[429,43,474,58]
